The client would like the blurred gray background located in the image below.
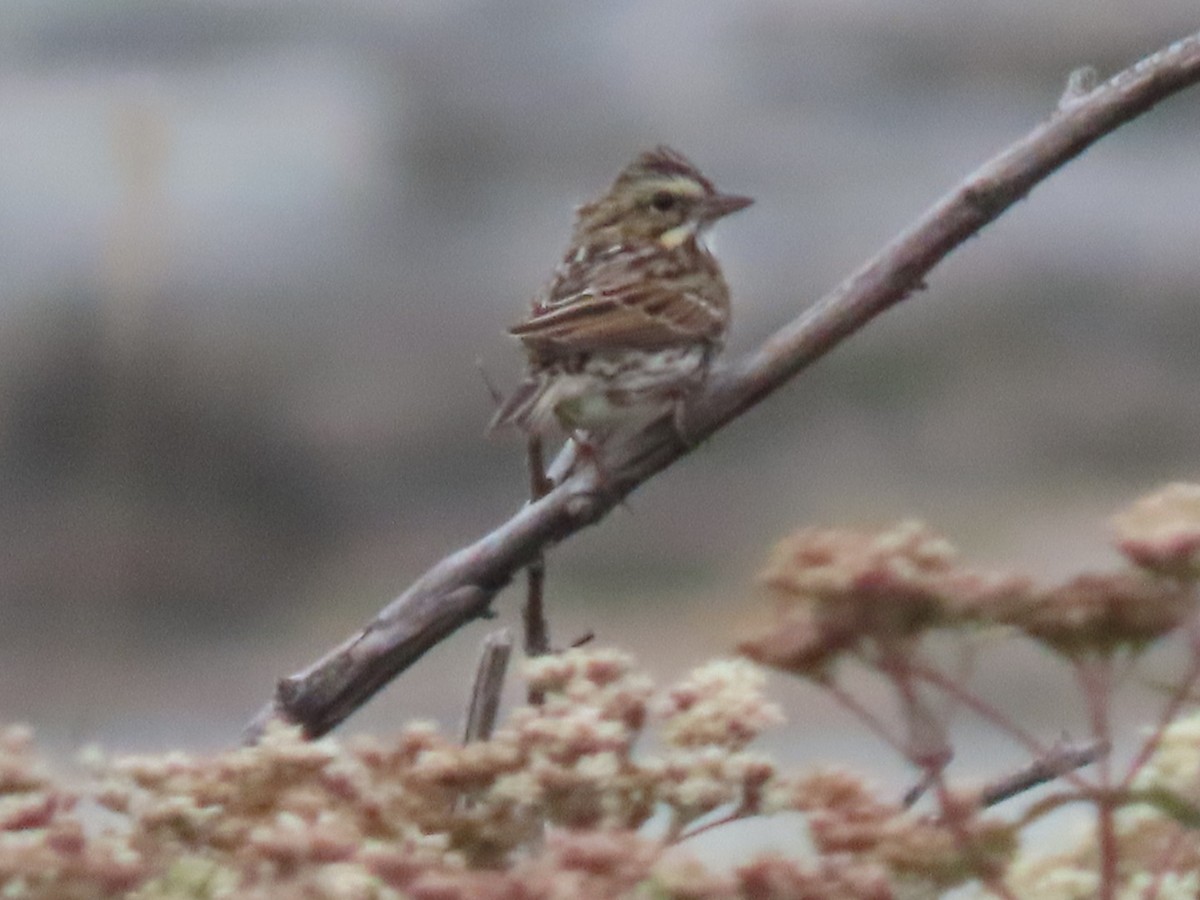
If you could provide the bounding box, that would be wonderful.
[2,0,1199,807]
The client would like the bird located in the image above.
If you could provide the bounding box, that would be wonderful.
[489,146,752,452]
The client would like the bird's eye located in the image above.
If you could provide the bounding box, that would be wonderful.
[650,191,677,212]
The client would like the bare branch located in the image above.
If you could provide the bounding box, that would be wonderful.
[246,32,1200,741]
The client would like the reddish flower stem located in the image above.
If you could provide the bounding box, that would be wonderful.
[821,676,908,758]
[930,775,1017,900]
[1075,657,1116,900]
[876,648,951,774]
[675,802,755,844]
[907,662,1095,793]
[1121,619,1200,789]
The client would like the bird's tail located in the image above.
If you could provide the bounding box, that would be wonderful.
[486,379,542,435]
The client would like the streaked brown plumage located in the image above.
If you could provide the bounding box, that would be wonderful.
[490,146,752,441]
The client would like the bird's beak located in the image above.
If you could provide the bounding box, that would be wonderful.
[701,192,754,221]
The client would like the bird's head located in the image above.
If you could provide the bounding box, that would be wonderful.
[574,145,753,248]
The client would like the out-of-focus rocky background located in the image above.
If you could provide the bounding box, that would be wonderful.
[2,0,1198,796]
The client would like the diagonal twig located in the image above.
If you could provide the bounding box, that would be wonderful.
[245,32,1200,741]
[979,737,1109,809]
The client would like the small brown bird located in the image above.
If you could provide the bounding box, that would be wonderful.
[490,146,752,446]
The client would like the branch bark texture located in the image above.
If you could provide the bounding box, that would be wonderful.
[246,33,1200,741]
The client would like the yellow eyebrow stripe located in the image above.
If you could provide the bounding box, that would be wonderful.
[641,176,705,197]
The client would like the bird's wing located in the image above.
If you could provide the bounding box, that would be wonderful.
[510,258,727,354]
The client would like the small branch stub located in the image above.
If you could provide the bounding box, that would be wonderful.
[463,628,513,744]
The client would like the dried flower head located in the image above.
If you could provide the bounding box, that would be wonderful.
[744,522,1029,677]
[738,595,856,679]
[735,854,895,900]
[1001,796,1200,896]
[1131,711,1200,808]
[0,725,46,798]
[1113,482,1200,578]
[659,659,783,750]
[1002,572,1197,658]
[0,726,149,899]
[767,769,1013,893]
